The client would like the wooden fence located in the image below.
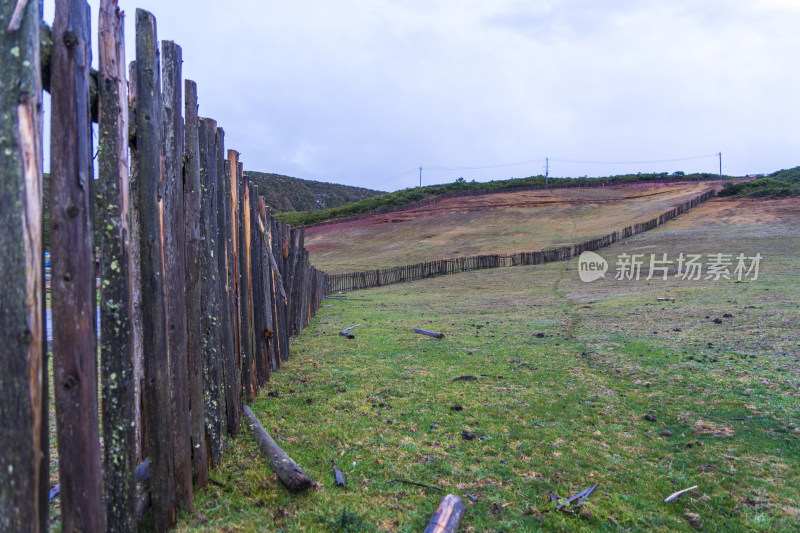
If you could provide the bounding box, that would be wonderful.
[327,190,716,292]
[1,2,327,532]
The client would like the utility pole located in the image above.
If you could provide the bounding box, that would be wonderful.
[545,157,549,185]
[718,152,722,176]
[419,166,422,188]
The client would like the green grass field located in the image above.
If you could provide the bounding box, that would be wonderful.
[175,197,800,532]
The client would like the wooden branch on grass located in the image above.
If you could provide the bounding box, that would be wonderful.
[415,328,444,339]
[556,483,598,510]
[243,406,313,492]
[423,494,466,533]
[391,478,442,493]
[664,485,698,503]
[339,324,360,339]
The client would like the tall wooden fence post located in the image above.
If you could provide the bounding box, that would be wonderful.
[198,117,224,465]
[50,0,104,531]
[238,165,253,401]
[183,79,208,486]
[161,39,193,510]
[97,0,136,529]
[0,0,48,529]
[135,9,176,531]
[223,153,242,432]
[226,150,242,403]
[127,60,146,463]
[216,129,239,434]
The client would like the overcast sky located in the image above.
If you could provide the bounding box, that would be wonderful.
[43,0,800,191]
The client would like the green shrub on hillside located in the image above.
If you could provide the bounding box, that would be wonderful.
[246,171,383,212]
[718,167,800,198]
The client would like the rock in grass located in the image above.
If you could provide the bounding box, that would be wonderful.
[660,429,674,437]
[684,509,703,530]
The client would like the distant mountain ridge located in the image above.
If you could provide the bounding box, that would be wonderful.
[244,171,385,212]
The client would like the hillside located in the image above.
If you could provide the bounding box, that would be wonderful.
[276,172,727,226]
[305,181,725,273]
[244,171,384,212]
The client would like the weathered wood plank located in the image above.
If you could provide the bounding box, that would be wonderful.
[276,219,291,362]
[222,157,241,431]
[50,0,104,531]
[266,216,283,370]
[0,0,48,529]
[258,199,277,372]
[226,150,241,401]
[160,39,192,511]
[97,1,136,529]
[182,79,207,486]
[135,9,176,530]
[216,131,239,434]
[127,60,145,464]
[238,166,253,402]
[249,184,268,386]
[199,117,224,465]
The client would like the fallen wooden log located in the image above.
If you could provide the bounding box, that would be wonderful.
[243,405,314,492]
[415,328,444,339]
[423,494,466,533]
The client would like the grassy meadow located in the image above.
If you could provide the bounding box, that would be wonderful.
[175,197,800,532]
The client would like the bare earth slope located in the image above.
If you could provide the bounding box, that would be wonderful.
[306,181,724,273]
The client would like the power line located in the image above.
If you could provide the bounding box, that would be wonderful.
[374,152,719,190]
[549,154,718,165]
[425,157,545,172]
[370,167,419,186]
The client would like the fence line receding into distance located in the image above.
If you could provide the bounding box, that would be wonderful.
[327,190,716,292]
[1,2,327,531]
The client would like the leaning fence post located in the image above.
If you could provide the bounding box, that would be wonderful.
[50,0,104,531]
[0,0,48,529]
[135,9,177,530]
[97,0,136,529]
